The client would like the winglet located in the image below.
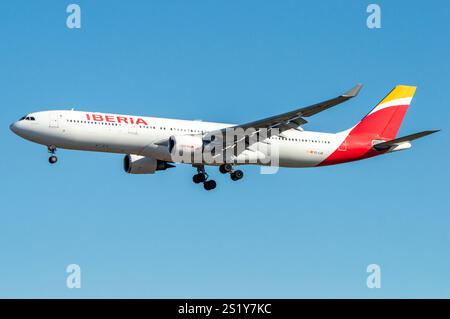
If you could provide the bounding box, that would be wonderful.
[342,84,363,97]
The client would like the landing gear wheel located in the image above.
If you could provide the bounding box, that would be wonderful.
[47,145,57,164]
[193,173,206,184]
[49,155,58,164]
[230,170,243,181]
[219,164,233,174]
[203,180,217,190]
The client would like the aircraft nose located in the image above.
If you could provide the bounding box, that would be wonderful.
[9,122,18,134]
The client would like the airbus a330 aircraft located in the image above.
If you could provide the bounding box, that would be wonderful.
[10,84,438,190]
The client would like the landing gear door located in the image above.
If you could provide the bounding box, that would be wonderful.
[49,112,59,128]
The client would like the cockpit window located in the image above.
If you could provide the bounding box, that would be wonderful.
[21,116,36,121]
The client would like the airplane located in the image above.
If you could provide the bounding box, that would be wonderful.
[9,84,438,191]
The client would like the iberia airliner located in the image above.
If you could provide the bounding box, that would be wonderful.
[10,85,438,190]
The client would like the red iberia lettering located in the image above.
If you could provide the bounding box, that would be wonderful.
[136,118,148,125]
[117,116,128,124]
[92,114,104,121]
[85,113,150,126]
[105,115,115,122]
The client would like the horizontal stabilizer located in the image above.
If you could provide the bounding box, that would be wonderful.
[373,130,440,151]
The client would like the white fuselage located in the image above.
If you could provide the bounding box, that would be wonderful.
[10,110,347,167]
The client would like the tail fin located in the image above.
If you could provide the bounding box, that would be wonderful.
[352,85,416,139]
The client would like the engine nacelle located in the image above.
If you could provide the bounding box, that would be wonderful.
[168,135,204,162]
[123,155,174,174]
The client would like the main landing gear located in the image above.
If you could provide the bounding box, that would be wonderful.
[48,145,58,164]
[192,164,244,191]
[193,165,217,191]
[219,164,244,181]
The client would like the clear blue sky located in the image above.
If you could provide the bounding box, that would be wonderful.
[1,0,449,298]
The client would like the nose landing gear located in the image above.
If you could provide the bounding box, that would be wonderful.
[48,145,58,164]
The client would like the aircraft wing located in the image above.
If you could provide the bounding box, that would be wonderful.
[373,130,440,151]
[227,83,362,133]
[205,84,363,157]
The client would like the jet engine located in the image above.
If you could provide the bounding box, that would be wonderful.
[123,155,174,174]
